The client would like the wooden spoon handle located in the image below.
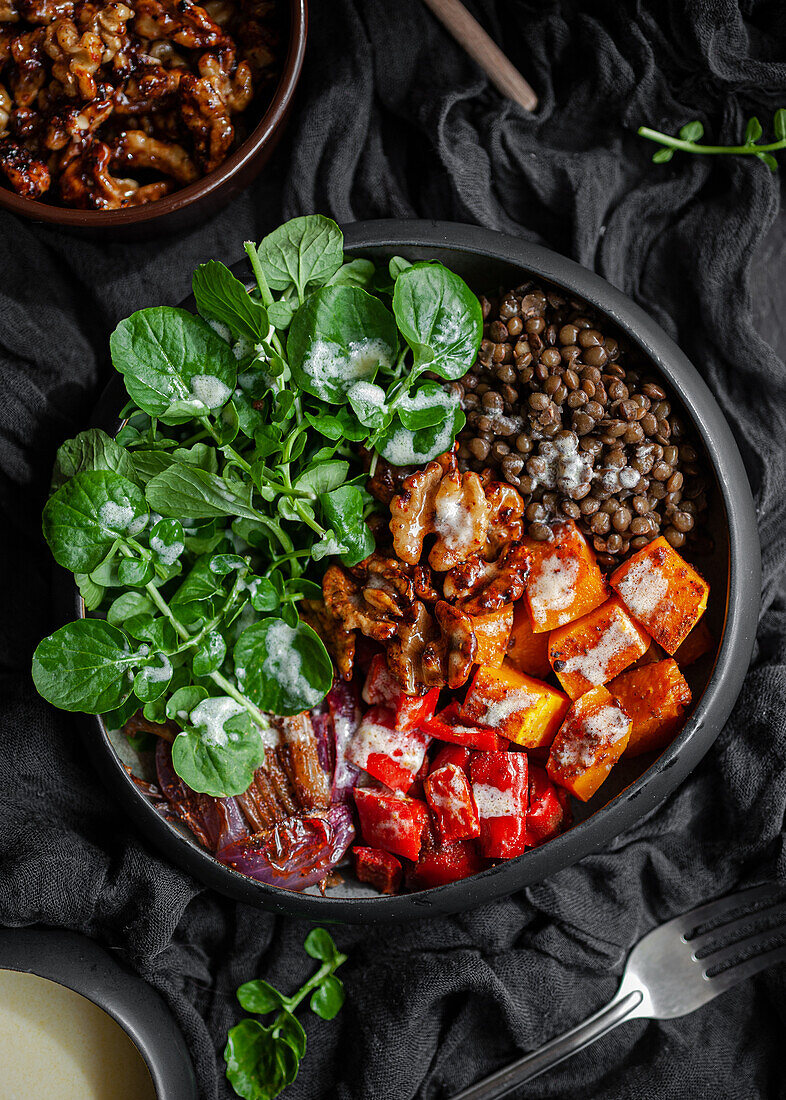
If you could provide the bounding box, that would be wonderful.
[422,0,538,112]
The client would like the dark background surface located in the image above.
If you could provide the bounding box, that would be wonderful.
[2,2,786,1099]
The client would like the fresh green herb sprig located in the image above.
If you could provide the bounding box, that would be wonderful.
[224,928,346,1100]
[639,108,786,170]
[31,215,484,800]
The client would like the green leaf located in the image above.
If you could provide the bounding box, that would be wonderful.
[42,470,148,574]
[255,215,344,300]
[133,653,173,702]
[303,927,339,963]
[319,485,374,567]
[74,571,105,611]
[276,1012,306,1060]
[103,693,141,733]
[287,286,398,403]
[294,460,350,496]
[192,630,227,676]
[172,696,267,797]
[171,556,225,610]
[267,300,295,331]
[774,108,786,141]
[224,1019,298,1100]
[327,258,376,288]
[756,151,779,171]
[166,685,208,722]
[193,261,269,344]
[745,116,763,144]
[396,380,460,430]
[109,307,237,424]
[32,619,137,713]
[392,262,483,379]
[389,256,413,281]
[234,618,333,716]
[50,428,139,493]
[309,976,345,1021]
[149,517,185,567]
[346,380,389,429]
[377,404,466,466]
[146,465,260,521]
[107,591,155,626]
[678,120,704,142]
[652,147,674,163]
[117,557,155,587]
[237,980,286,1015]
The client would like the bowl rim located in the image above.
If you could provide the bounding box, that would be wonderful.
[79,219,761,922]
[0,0,307,229]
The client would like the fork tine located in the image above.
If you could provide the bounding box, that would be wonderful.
[689,900,786,957]
[671,884,783,938]
[706,942,786,996]
[698,914,786,973]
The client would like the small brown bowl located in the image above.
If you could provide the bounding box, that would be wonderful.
[0,0,307,238]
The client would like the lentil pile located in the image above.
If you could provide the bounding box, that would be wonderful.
[449,282,710,569]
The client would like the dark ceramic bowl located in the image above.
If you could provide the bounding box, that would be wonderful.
[76,221,760,922]
[0,0,306,238]
[0,927,197,1099]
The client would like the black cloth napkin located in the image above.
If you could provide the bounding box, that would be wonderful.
[2,2,786,1097]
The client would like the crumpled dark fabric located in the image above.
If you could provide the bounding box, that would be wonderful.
[1,1,786,1097]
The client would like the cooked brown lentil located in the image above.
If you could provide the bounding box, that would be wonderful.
[453,281,711,566]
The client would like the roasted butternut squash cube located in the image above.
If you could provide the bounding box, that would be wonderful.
[548,597,651,699]
[610,536,709,655]
[470,604,514,668]
[674,619,714,667]
[632,640,667,669]
[547,684,632,801]
[609,658,692,757]
[523,521,608,633]
[462,664,569,749]
[506,601,552,679]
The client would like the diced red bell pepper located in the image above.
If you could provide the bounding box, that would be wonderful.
[470,751,528,859]
[406,840,485,890]
[362,655,440,731]
[362,654,400,704]
[423,703,508,752]
[353,846,403,894]
[347,705,430,792]
[430,744,473,775]
[424,764,480,843]
[353,787,429,862]
[396,687,440,731]
[527,764,569,847]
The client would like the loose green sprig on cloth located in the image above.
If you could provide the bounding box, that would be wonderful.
[224,928,346,1100]
[31,215,483,798]
[639,108,786,170]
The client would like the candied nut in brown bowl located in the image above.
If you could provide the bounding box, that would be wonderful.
[0,0,306,235]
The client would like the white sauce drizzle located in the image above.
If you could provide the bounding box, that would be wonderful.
[472,783,522,818]
[189,695,245,748]
[615,558,669,620]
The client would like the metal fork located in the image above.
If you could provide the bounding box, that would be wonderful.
[451,883,786,1100]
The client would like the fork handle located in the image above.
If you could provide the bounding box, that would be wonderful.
[450,989,644,1100]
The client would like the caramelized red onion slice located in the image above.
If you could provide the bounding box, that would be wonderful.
[155,740,248,852]
[326,680,362,802]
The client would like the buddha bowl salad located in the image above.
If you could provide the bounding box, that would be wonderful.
[33,215,711,894]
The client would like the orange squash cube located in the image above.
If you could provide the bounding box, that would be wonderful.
[547,685,632,801]
[548,597,651,699]
[462,664,569,749]
[609,659,692,757]
[523,521,608,633]
[506,601,552,679]
[609,536,709,655]
[470,604,514,668]
[632,640,666,669]
[674,619,714,667]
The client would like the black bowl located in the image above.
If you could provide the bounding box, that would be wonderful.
[74,221,760,922]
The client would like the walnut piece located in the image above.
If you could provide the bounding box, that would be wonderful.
[442,542,531,615]
[0,136,48,193]
[386,598,477,693]
[322,565,400,643]
[299,598,355,683]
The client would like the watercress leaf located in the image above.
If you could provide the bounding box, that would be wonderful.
[276,1012,306,1060]
[74,571,105,611]
[123,613,155,640]
[32,619,136,713]
[273,390,296,422]
[193,260,270,344]
[214,398,240,446]
[172,698,267,797]
[210,553,248,575]
[652,148,674,163]
[146,464,260,521]
[756,151,779,171]
[294,459,349,496]
[389,255,412,280]
[745,116,763,144]
[678,120,704,142]
[277,496,313,524]
[109,306,237,423]
[192,630,227,676]
[396,380,460,430]
[285,578,322,600]
[310,533,347,561]
[255,214,344,299]
[775,107,786,141]
[43,470,148,573]
[281,602,300,628]
[253,424,283,459]
[107,591,156,626]
[236,980,286,1015]
[174,443,221,474]
[249,577,280,612]
[319,485,374,566]
[171,556,225,609]
[234,391,266,439]
[117,556,155,587]
[303,411,344,440]
[149,517,185,565]
[234,618,333,716]
[392,262,482,379]
[266,299,294,330]
[377,404,466,466]
[327,257,375,288]
[287,286,398,403]
[102,693,140,732]
[309,976,345,1021]
[50,428,139,493]
[303,927,339,963]
[346,380,389,429]
[131,449,175,482]
[133,652,173,702]
[224,1019,294,1100]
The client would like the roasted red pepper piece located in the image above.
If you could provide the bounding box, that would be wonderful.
[407,840,485,890]
[430,744,473,775]
[395,687,440,731]
[362,654,401,704]
[470,751,528,859]
[422,702,508,752]
[424,764,480,843]
[353,846,403,894]
[527,764,569,846]
[347,705,430,792]
[362,655,440,731]
[353,787,430,861]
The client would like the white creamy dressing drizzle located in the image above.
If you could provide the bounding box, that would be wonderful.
[529,552,579,618]
[136,653,172,685]
[433,489,469,555]
[559,615,637,686]
[98,501,135,530]
[260,620,311,703]
[189,695,245,748]
[552,703,630,770]
[382,417,456,466]
[472,783,522,819]
[531,435,594,493]
[149,534,184,565]
[189,374,232,410]
[426,765,467,812]
[349,718,428,775]
[303,338,392,393]
[615,558,669,620]
[476,688,538,727]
